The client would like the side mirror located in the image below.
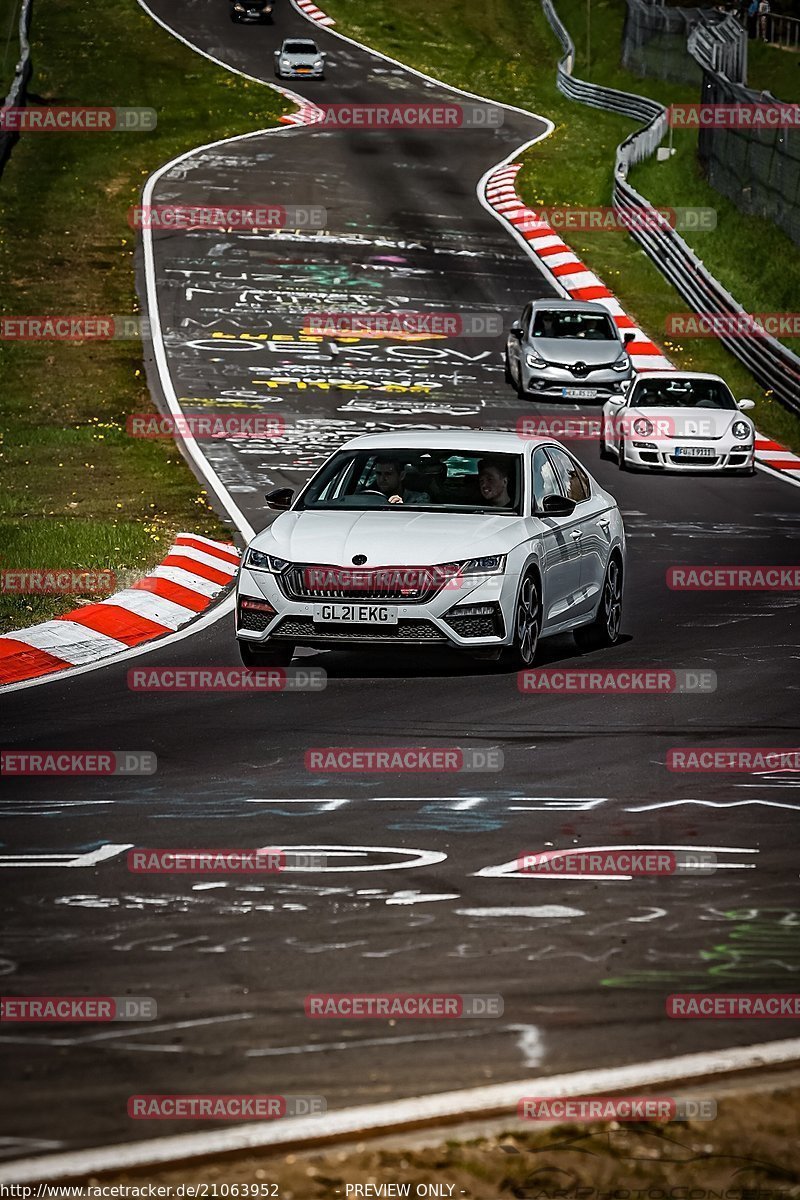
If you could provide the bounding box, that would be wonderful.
[622,331,636,345]
[510,319,522,337]
[540,494,577,517]
[737,398,755,410]
[320,50,327,57]
[265,487,294,511]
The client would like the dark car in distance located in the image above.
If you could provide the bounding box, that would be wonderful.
[230,0,273,22]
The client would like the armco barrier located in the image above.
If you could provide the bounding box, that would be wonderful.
[0,0,33,178]
[541,0,800,413]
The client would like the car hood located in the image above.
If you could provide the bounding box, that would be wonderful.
[251,509,525,566]
[628,405,751,439]
[531,337,623,367]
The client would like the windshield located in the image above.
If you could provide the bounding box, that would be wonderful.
[297,449,524,514]
[284,41,317,53]
[532,310,616,341]
[631,379,737,410]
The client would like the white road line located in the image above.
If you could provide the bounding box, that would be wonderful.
[5,1039,800,1182]
[0,844,132,869]
[457,906,586,918]
[265,845,447,872]
[626,798,800,812]
[476,845,759,880]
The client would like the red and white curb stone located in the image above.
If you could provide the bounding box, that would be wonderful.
[0,534,239,688]
[753,435,800,475]
[484,162,671,373]
[294,0,335,26]
[484,162,800,478]
[280,100,326,127]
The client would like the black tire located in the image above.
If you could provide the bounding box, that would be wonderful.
[510,356,528,400]
[617,437,629,471]
[500,572,541,669]
[238,640,294,668]
[599,439,614,461]
[504,349,514,385]
[574,556,623,652]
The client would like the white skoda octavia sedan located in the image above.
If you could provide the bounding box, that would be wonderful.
[236,431,626,669]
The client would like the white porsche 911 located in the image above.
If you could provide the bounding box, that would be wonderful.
[601,371,756,474]
[236,431,626,669]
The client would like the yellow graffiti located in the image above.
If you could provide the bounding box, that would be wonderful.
[253,379,434,394]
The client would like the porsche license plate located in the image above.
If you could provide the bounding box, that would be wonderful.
[675,446,714,458]
[312,603,398,624]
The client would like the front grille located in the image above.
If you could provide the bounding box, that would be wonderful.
[444,604,504,639]
[669,455,719,466]
[541,358,618,375]
[238,608,273,632]
[279,564,443,605]
[272,617,448,644]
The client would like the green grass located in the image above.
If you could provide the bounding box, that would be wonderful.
[320,0,800,453]
[0,0,289,631]
[748,37,799,100]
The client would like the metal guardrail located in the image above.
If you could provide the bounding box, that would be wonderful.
[540,0,800,413]
[765,12,800,52]
[688,13,747,81]
[0,0,33,178]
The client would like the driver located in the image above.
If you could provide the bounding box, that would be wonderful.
[478,458,513,508]
[370,457,430,505]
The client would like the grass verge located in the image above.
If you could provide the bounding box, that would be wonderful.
[0,0,289,633]
[748,37,799,101]
[319,0,800,454]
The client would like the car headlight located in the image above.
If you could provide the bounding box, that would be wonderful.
[525,352,547,369]
[633,417,654,436]
[280,58,291,67]
[612,353,630,373]
[732,420,752,440]
[246,549,290,572]
[452,555,507,575]
[313,59,324,68]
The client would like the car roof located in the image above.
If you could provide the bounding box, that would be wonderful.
[528,299,614,315]
[339,430,552,454]
[631,371,727,384]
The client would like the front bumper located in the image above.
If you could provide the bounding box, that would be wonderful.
[522,364,631,401]
[236,565,514,651]
[276,65,324,77]
[624,441,755,472]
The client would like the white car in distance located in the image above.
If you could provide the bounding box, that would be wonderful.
[602,371,756,474]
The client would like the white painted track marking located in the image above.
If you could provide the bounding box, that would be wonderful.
[4,1039,800,1182]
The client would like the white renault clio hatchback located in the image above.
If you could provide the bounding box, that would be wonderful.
[236,431,626,669]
